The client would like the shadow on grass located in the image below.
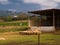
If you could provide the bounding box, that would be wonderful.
[0,41,37,45]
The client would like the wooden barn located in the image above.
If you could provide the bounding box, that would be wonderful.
[28,9,60,32]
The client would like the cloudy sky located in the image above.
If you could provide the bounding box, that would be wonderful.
[0,0,60,12]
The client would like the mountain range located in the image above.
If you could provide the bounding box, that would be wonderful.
[0,10,17,16]
[0,10,40,17]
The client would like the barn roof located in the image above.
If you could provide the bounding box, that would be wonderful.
[28,9,60,15]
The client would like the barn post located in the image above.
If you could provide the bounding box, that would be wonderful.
[53,10,55,31]
[28,15,31,28]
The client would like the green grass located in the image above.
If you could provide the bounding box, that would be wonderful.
[0,21,28,26]
[0,21,60,45]
[40,34,60,44]
[0,27,29,33]
[0,33,60,45]
[0,20,29,33]
[0,34,38,45]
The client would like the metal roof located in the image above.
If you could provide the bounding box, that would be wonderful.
[28,9,60,15]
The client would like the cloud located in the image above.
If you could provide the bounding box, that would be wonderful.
[22,0,59,9]
[8,9,16,12]
[0,0,10,5]
[54,0,60,2]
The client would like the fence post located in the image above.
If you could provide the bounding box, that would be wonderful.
[38,33,40,45]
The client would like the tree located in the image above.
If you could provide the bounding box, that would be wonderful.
[17,14,28,20]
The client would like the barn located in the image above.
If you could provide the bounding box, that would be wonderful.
[28,9,60,32]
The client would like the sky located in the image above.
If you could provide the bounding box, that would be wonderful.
[0,0,60,12]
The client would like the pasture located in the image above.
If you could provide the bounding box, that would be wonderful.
[0,32,60,45]
[0,21,60,45]
[40,33,60,45]
[0,32,38,45]
[0,21,28,26]
[0,21,28,33]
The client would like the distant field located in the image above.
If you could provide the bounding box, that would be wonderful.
[0,27,29,33]
[0,21,28,26]
[0,20,29,33]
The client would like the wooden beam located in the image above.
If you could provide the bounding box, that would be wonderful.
[53,10,55,31]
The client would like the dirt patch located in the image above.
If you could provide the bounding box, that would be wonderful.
[0,38,6,40]
[0,26,20,29]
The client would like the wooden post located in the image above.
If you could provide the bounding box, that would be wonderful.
[53,11,55,27]
[28,19,31,27]
[28,16,31,27]
[53,10,55,32]
[38,33,40,45]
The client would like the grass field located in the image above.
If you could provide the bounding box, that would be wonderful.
[40,33,60,45]
[0,21,28,26]
[0,20,29,33]
[0,32,60,45]
[0,27,29,33]
[0,32,38,45]
[0,20,60,45]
